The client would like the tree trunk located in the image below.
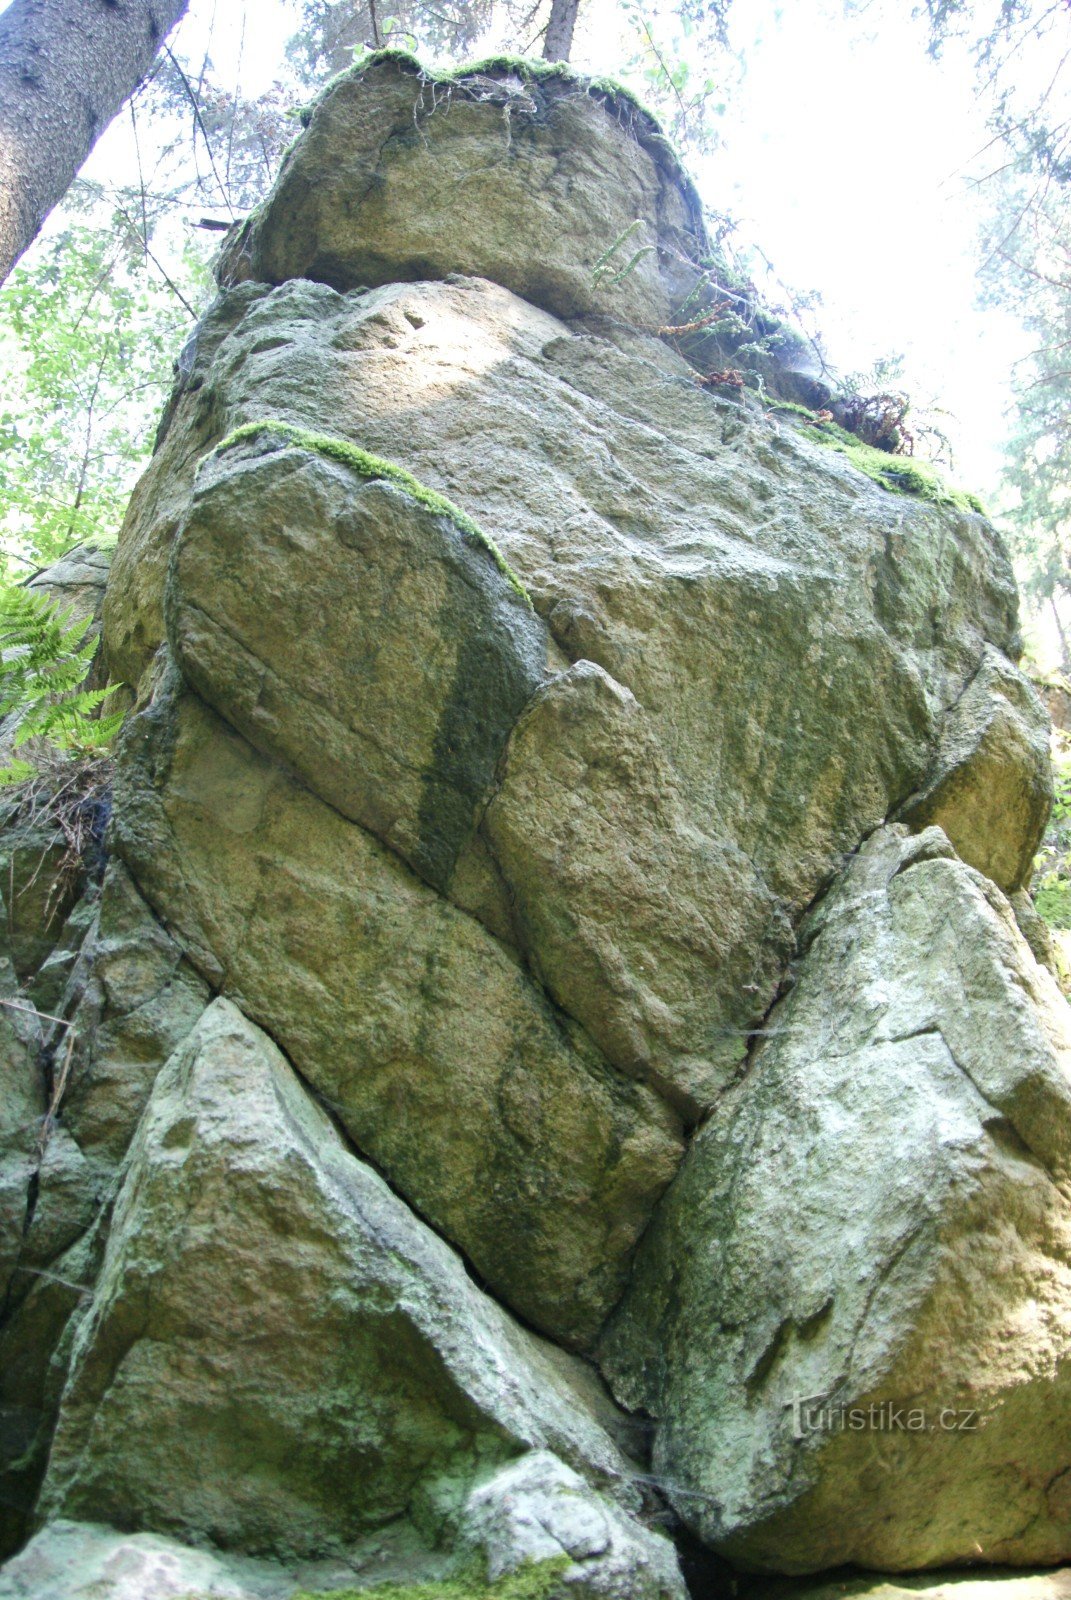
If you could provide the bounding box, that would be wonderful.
[0,0,189,285]
[543,0,580,62]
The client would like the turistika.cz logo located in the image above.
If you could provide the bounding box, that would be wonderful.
[789,1395,983,1441]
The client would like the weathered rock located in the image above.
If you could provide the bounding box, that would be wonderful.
[0,1227,102,1558]
[55,863,211,1184]
[217,56,708,328]
[111,671,683,1348]
[484,661,791,1109]
[461,1451,686,1599]
[0,863,210,1555]
[166,433,793,1109]
[167,435,548,893]
[0,960,45,1309]
[103,273,1036,1105]
[40,1000,658,1562]
[26,544,111,632]
[601,826,1071,1574]
[48,63,1066,1585]
[0,819,80,984]
[0,1518,379,1599]
[897,646,1052,891]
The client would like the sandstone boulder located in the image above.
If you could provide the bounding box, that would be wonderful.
[217,56,708,327]
[40,1000,669,1569]
[104,273,1039,1108]
[0,1518,378,1599]
[601,826,1071,1573]
[461,1451,687,1598]
[898,646,1052,892]
[27,544,111,633]
[112,671,683,1348]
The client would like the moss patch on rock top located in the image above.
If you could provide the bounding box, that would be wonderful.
[766,401,988,515]
[213,420,533,607]
[296,48,698,218]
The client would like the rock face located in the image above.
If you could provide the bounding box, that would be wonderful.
[3,50,1070,1600]
[104,267,1024,1117]
[217,55,708,326]
[40,1001,645,1551]
[601,826,1071,1574]
[111,669,682,1350]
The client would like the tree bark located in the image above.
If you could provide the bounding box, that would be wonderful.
[542,0,580,61]
[0,0,189,285]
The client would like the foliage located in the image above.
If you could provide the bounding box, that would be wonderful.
[215,421,534,606]
[919,1,1071,624]
[984,167,1071,646]
[613,0,728,157]
[0,221,205,573]
[0,585,123,783]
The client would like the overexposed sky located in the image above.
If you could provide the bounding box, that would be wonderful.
[2,0,1038,493]
[709,0,1027,490]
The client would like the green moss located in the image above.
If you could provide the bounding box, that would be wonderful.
[1035,874,1071,930]
[213,421,533,609]
[767,406,989,515]
[453,54,578,84]
[765,399,819,421]
[291,1555,572,1600]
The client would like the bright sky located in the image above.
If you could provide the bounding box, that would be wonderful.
[0,0,1037,495]
[710,0,1028,491]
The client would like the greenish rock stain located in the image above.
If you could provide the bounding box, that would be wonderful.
[214,421,534,608]
[290,1557,572,1600]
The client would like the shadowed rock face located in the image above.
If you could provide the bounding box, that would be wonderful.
[110,670,684,1351]
[2,54,1069,1600]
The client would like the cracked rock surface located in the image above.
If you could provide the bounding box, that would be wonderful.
[600,825,1071,1574]
[3,55,1071,1597]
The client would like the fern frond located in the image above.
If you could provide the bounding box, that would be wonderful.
[0,582,123,778]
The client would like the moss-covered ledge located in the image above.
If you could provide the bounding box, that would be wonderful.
[764,400,988,514]
[213,420,534,608]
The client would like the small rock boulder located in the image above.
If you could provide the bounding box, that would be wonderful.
[898,646,1052,892]
[484,660,791,1111]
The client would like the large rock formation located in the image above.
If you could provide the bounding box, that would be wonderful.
[2,49,1069,1600]
[601,825,1071,1573]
